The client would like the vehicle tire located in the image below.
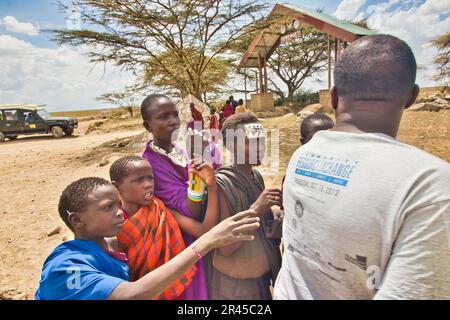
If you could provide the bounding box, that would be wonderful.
[64,127,74,136]
[0,132,5,143]
[51,126,64,138]
[7,135,18,140]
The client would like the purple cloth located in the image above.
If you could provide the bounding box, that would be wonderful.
[143,141,208,300]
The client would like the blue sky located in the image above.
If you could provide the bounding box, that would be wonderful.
[0,0,449,111]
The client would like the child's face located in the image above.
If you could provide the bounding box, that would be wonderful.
[230,123,266,166]
[117,160,155,207]
[144,99,180,143]
[75,184,124,238]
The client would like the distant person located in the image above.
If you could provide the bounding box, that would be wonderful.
[35,177,260,300]
[274,34,450,300]
[218,111,225,130]
[208,108,220,131]
[206,109,222,169]
[187,102,204,131]
[221,100,233,119]
[300,113,334,145]
[235,99,246,114]
[229,95,238,112]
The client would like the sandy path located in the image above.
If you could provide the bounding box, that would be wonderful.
[0,128,143,299]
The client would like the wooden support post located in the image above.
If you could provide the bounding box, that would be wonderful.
[263,55,268,93]
[244,67,247,105]
[327,35,331,90]
[334,37,338,65]
[255,70,259,93]
[258,54,264,93]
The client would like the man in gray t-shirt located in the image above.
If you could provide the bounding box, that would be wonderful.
[274,34,450,300]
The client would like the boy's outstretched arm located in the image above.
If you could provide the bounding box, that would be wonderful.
[108,209,260,300]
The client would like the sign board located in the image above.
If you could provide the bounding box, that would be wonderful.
[280,31,303,44]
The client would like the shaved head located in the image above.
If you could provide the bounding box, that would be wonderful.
[140,94,171,120]
[334,34,417,103]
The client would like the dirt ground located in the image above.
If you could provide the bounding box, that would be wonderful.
[0,111,449,299]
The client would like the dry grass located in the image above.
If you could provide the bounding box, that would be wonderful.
[398,110,450,162]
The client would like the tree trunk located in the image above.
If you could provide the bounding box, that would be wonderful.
[287,85,296,103]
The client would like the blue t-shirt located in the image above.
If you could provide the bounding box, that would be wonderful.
[35,240,129,300]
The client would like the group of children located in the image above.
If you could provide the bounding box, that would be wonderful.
[35,94,334,300]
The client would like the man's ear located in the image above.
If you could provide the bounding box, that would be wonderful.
[405,84,420,109]
[143,120,152,133]
[68,212,83,230]
[330,86,338,111]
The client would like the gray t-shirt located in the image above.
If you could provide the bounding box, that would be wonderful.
[274,130,450,300]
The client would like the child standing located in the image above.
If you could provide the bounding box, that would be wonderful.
[110,156,212,299]
[141,94,217,299]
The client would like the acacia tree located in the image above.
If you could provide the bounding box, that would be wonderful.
[429,32,450,94]
[144,48,232,99]
[96,87,139,118]
[53,0,270,101]
[267,24,328,102]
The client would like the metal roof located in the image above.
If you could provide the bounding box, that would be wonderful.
[0,104,46,111]
[239,3,376,69]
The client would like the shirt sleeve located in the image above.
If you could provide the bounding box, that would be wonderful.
[36,256,127,300]
[374,200,450,299]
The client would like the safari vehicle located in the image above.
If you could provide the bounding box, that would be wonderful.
[0,104,78,142]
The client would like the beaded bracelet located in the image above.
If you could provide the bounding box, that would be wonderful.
[190,244,202,260]
[187,189,205,202]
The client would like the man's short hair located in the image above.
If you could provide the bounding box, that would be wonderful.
[140,94,170,120]
[334,34,417,102]
[58,177,112,232]
[109,155,146,184]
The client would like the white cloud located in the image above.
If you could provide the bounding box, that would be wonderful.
[333,0,367,20]
[367,0,399,15]
[0,35,135,111]
[364,0,450,86]
[1,16,39,36]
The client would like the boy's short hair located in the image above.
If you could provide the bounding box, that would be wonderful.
[109,155,146,184]
[58,177,111,232]
[140,94,170,121]
[300,113,334,140]
[221,112,259,145]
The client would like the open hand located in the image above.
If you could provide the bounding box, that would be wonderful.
[204,209,260,248]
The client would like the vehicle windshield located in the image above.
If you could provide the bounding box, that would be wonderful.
[37,109,50,119]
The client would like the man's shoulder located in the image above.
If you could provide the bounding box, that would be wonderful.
[392,140,450,173]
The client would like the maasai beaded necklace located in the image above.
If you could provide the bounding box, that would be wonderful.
[149,141,188,168]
